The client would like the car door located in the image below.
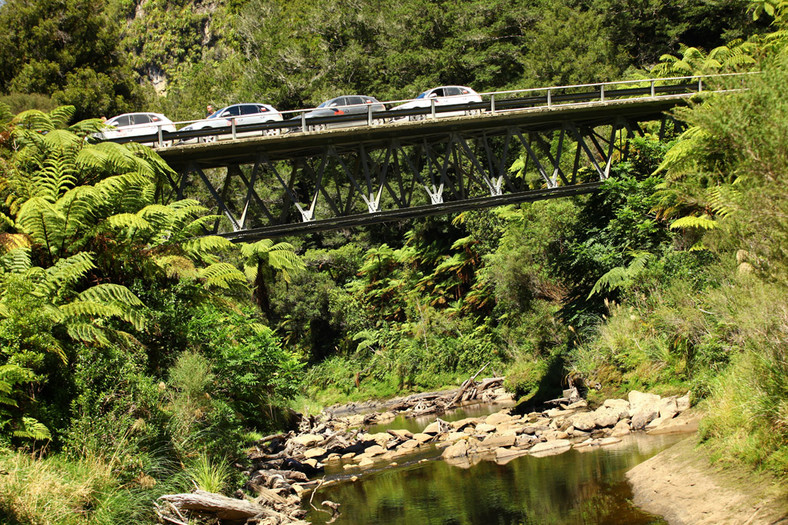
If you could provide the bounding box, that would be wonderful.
[130,114,153,137]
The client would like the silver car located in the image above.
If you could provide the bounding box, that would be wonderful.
[296,95,387,131]
[97,112,175,145]
[391,86,482,120]
[180,103,283,143]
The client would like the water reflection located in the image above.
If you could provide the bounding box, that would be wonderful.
[305,434,679,525]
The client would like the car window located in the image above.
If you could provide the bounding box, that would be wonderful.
[220,106,241,117]
[111,115,131,127]
[256,105,269,113]
[445,87,462,96]
[240,105,260,115]
[132,114,151,125]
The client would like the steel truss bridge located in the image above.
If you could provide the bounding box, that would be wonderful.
[151,74,747,241]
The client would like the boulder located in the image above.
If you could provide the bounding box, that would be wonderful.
[610,419,631,437]
[423,422,442,435]
[676,392,691,412]
[451,418,477,431]
[441,439,469,459]
[658,397,679,420]
[603,398,630,419]
[630,409,659,430]
[593,407,621,428]
[571,412,597,431]
[628,391,661,415]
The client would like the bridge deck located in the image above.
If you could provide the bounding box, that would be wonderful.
[158,93,692,171]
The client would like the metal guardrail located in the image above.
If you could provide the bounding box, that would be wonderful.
[103,73,755,148]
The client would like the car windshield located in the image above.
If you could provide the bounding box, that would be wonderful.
[206,111,221,119]
[317,100,333,108]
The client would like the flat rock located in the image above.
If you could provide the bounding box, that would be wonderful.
[398,439,420,450]
[357,456,375,467]
[475,423,496,433]
[451,417,478,430]
[647,411,701,435]
[530,439,572,457]
[388,429,413,441]
[441,439,469,459]
[304,447,327,459]
[412,432,434,443]
[292,434,323,447]
[599,436,622,446]
[494,447,530,464]
[423,422,441,434]
[485,412,513,426]
[481,434,517,449]
[365,445,386,456]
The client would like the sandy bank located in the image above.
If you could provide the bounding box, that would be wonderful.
[627,425,788,525]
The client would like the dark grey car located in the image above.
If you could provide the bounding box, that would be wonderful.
[297,95,386,131]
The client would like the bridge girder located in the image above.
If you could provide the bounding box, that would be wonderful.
[160,95,687,241]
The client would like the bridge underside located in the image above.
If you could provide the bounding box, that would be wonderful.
[159,95,685,241]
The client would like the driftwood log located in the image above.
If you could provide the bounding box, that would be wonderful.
[158,490,304,524]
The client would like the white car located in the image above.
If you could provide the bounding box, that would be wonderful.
[179,103,283,143]
[391,86,483,120]
[97,112,175,145]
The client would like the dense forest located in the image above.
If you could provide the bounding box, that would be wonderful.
[0,0,786,522]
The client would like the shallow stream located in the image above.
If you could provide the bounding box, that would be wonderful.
[304,402,680,524]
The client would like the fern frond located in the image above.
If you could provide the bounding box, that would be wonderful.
[40,252,97,294]
[669,215,718,230]
[106,213,152,232]
[78,283,144,307]
[12,417,51,441]
[1,247,32,273]
[182,236,234,256]
[42,129,81,151]
[198,263,248,290]
[66,322,111,346]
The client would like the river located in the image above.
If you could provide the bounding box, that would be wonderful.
[303,402,680,524]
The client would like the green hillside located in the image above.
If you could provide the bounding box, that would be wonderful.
[0,0,785,523]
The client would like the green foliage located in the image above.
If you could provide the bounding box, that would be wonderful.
[0,0,144,119]
[186,451,232,494]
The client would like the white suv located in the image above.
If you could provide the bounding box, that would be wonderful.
[179,103,283,142]
[391,86,483,120]
[97,112,175,145]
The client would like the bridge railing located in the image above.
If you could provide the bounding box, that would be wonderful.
[104,72,756,148]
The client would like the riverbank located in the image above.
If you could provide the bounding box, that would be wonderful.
[627,431,788,525]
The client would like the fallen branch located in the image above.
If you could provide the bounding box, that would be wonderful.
[448,362,490,407]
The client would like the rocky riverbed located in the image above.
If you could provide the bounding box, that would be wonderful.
[156,383,700,524]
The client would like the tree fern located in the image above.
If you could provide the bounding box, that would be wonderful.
[589,251,655,298]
